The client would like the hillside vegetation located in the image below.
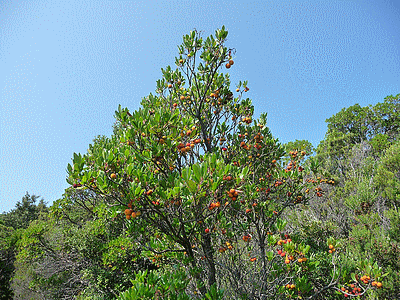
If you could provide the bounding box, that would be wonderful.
[1,27,399,300]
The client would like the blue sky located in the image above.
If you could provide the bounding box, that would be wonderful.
[1,0,399,213]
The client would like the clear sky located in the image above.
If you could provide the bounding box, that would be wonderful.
[1,0,399,213]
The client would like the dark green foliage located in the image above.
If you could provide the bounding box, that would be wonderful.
[8,187,161,300]
[0,193,47,230]
[0,193,47,300]
[0,225,16,300]
[285,95,400,299]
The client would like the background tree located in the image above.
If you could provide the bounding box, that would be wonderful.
[0,193,47,230]
[0,193,47,300]
[287,96,400,299]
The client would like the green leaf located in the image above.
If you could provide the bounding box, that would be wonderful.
[135,185,142,196]
[182,168,189,182]
[211,153,217,166]
[193,164,201,182]
[187,180,197,193]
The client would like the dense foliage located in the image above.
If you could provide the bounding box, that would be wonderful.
[1,27,398,299]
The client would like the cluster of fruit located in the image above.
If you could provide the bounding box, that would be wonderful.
[124,208,141,220]
[222,175,233,181]
[306,177,335,185]
[284,160,305,173]
[276,238,308,265]
[226,188,239,201]
[208,201,221,210]
[239,133,264,151]
[289,150,306,159]
[241,116,252,124]
[225,59,234,69]
[323,179,335,185]
[274,180,284,187]
[218,241,234,253]
[356,274,383,288]
[240,141,249,150]
[315,186,323,197]
[236,86,250,92]
[242,234,251,242]
[177,142,195,154]
[285,283,296,290]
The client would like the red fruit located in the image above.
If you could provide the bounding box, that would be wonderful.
[242,235,251,242]
[205,228,210,234]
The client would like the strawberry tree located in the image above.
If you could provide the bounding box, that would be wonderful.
[67,27,374,299]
